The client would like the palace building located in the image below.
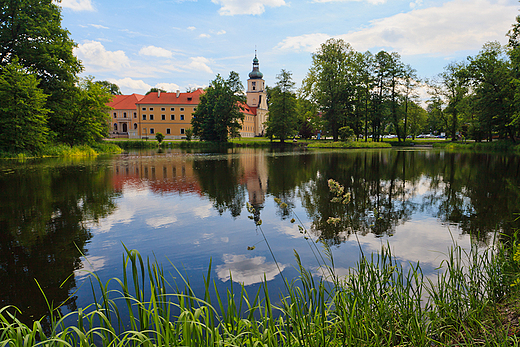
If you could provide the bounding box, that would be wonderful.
[107,54,268,139]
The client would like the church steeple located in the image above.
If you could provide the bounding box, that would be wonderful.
[248,52,263,79]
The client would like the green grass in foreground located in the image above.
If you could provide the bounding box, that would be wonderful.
[1,232,519,346]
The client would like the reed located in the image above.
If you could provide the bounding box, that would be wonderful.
[0,233,517,346]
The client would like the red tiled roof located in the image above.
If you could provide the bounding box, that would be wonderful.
[108,94,144,109]
[137,89,204,105]
[239,102,256,115]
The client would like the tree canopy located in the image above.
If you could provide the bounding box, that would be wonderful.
[191,72,245,142]
[265,69,298,143]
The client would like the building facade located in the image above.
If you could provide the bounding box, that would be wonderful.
[107,55,268,139]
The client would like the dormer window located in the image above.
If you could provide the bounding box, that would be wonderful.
[187,97,192,101]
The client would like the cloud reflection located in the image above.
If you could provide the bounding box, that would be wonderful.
[216,254,287,286]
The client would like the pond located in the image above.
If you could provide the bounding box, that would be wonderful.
[1,148,519,326]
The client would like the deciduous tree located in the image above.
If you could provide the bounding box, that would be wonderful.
[191,72,245,142]
[265,69,298,143]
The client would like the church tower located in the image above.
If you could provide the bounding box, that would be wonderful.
[246,53,268,136]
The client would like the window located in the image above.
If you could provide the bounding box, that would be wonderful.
[149,107,154,111]
[166,128,171,134]
[123,112,127,118]
[161,114,165,120]
[170,114,175,120]
[161,107,165,111]
[113,112,116,118]
[193,107,197,111]
[150,114,154,120]
[187,97,192,101]
[134,124,137,129]
[150,128,155,134]
[180,115,184,121]
[170,107,175,111]
[142,114,147,120]
[142,107,146,111]
[134,112,137,118]
[180,128,185,134]
[114,123,118,131]
[252,81,256,91]
[180,107,184,111]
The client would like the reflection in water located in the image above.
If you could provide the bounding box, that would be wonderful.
[216,254,287,286]
[0,161,119,329]
[1,149,520,326]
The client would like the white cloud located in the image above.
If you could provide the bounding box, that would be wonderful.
[155,82,181,92]
[75,41,130,71]
[216,30,227,35]
[276,33,331,52]
[75,256,106,280]
[313,0,386,3]
[58,0,94,11]
[188,57,213,74]
[187,26,196,31]
[139,46,174,58]
[146,216,178,228]
[89,24,109,29]
[216,254,287,286]
[212,0,286,15]
[109,78,152,93]
[276,0,517,56]
[199,33,211,38]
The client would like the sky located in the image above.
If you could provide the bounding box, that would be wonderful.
[58,0,520,95]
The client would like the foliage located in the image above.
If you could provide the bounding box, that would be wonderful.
[191,72,245,142]
[0,60,49,153]
[52,77,112,146]
[155,132,165,144]
[95,80,122,95]
[185,128,193,141]
[307,141,391,148]
[301,38,357,141]
[265,70,298,143]
[146,87,167,95]
[338,126,354,141]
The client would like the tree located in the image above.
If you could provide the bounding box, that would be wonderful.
[191,72,245,142]
[0,61,49,153]
[0,0,83,139]
[265,70,298,143]
[95,81,122,95]
[155,132,164,144]
[146,87,167,95]
[301,38,357,141]
[52,77,112,146]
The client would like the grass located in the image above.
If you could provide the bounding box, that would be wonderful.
[1,230,519,346]
[0,143,122,159]
[433,140,520,153]
[307,140,391,149]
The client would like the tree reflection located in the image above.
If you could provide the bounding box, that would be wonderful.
[0,161,118,330]
[193,157,246,217]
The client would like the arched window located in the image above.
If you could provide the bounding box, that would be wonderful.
[114,123,118,131]
[134,123,137,129]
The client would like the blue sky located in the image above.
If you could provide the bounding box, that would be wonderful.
[59,0,519,95]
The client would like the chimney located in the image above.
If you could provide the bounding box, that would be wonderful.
[176,90,180,98]
[158,90,161,97]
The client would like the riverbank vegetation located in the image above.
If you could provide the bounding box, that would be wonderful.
[1,234,519,346]
[0,143,122,159]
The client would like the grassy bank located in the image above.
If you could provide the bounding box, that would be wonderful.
[1,235,519,346]
[433,140,520,153]
[307,140,391,149]
[0,142,122,159]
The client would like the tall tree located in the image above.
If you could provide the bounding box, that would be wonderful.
[0,60,49,153]
[52,77,112,146]
[0,0,82,136]
[265,70,298,143]
[191,72,245,142]
[301,38,356,141]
